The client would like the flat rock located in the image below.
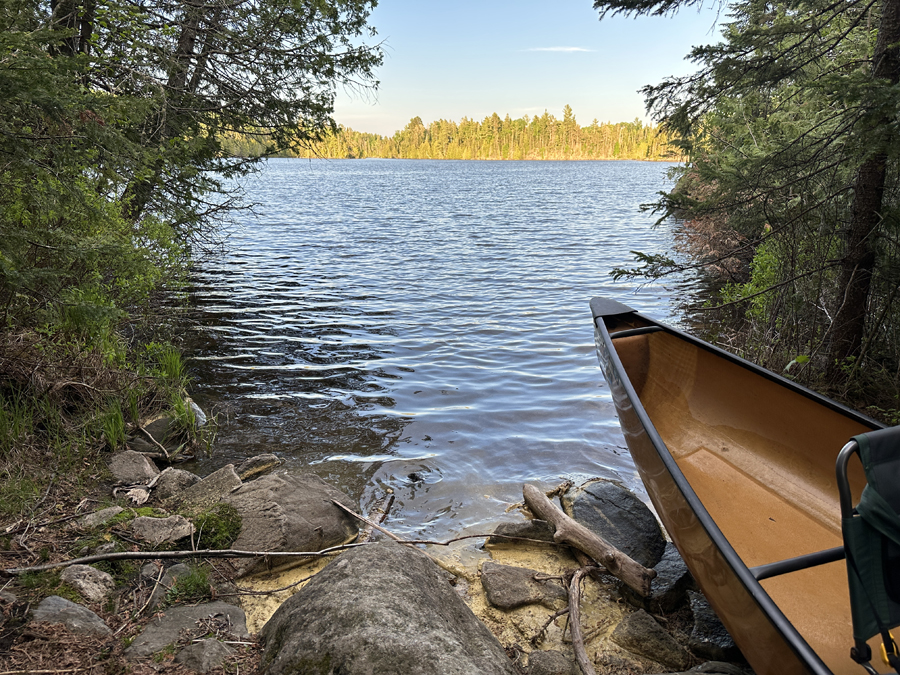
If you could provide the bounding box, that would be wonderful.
[131,515,195,545]
[179,464,242,511]
[481,562,567,610]
[688,591,742,662]
[32,596,111,636]
[610,609,692,671]
[109,450,159,485]
[260,540,518,675]
[236,454,282,481]
[154,467,201,502]
[60,565,115,603]
[224,472,358,577]
[527,650,577,675]
[620,542,693,612]
[487,519,556,545]
[176,638,234,672]
[562,479,666,569]
[77,506,124,529]
[126,601,248,658]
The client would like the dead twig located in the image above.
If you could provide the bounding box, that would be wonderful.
[531,607,570,646]
[569,566,598,675]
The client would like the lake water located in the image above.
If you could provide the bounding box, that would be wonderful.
[185,158,697,539]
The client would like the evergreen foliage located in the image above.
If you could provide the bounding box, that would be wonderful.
[222,108,680,161]
[0,0,380,505]
[596,0,900,414]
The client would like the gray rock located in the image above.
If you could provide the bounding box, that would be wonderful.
[236,454,282,481]
[32,596,111,636]
[487,519,556,545]
[126,601,248,658]
[186,399,208,427]
[620,542,693,613]
[0,591,17,604]
[143,563,193,613]
[109,450,159,484]
[527,650,577,675]
[260,540,518,675]
[562,479,666,569]
[610,609,692,671]
[131,515,195,545]
[154,467,201,502]
[176,638,234,672]
[179,464,242,511]
[481,562,567,610]
[60,565,115,602]
[77,506,124,529]
[688,591,742,662]
[224,473,358,577]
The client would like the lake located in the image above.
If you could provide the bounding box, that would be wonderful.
[185,158,697,539]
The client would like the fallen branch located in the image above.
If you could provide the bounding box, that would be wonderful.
[568,567,598,675]
[1,542,368,576]
[522,484,655,597]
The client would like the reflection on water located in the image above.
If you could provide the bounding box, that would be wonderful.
[184,159,698,538]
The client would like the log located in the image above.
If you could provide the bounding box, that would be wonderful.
[523,484,656,597]
[568,567,598,675]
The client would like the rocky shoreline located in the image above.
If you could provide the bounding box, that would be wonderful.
[1,412,754,675]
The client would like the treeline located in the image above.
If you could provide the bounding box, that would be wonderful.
[222,106,680,161]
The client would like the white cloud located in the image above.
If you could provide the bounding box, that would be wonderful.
[525,47,593,52]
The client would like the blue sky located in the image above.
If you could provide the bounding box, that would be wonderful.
[333,0,724,136]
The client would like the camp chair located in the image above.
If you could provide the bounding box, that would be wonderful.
[837,428,900,675]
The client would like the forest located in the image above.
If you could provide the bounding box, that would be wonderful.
[595,0,900,420]
[221,106,679,161]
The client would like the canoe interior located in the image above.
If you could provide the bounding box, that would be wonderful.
[604,314,890,675]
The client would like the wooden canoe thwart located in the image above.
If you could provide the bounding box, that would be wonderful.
[590,297,893,675]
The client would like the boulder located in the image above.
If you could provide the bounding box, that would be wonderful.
[131,515,195,545]
[620,542,693,612]
[60,565,115,602]
[260,540,518,675]
[481,562,567,610]
[179,464,242,511]
[561,479,666,569]
[141,563,192,613]
[236,454,282,481]
[32,596,110,636]
[126,601,248,658]
[176,638,234,672]
[154,467,201,502]
[610,609,692,671]
[487,519,556,545]
[224,473,358,576]
[688,591,742,662]
[109,450,159,485]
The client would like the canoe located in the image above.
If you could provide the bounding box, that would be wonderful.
[590,296,890,675]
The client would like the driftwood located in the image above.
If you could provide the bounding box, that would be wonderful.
[568,566,598,675]
[522,484,656,597]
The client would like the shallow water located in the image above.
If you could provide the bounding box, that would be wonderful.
[184,158,697,539]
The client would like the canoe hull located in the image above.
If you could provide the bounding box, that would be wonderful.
[591,298,881,675]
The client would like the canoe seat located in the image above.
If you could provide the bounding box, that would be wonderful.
[837,429,900,674]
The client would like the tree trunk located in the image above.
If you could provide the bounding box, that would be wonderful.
[830,0,900,372]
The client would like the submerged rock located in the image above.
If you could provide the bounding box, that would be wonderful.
[562,479,666,569]
[260,540,518,675]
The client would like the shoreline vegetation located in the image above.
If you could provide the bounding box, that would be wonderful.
[222,106,683,162]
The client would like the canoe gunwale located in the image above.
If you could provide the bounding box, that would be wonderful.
[591,299,881,675]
